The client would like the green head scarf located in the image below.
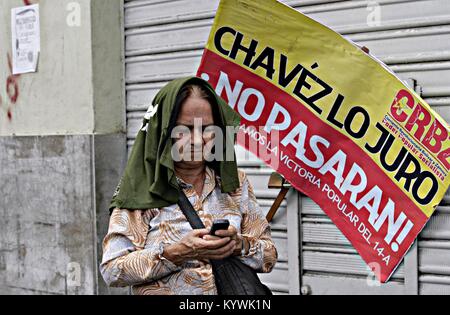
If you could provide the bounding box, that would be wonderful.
[109,76,242,213]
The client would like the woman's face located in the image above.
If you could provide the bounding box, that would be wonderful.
[172,95,216,168]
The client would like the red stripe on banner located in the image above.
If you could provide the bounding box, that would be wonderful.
[198,49,429,283]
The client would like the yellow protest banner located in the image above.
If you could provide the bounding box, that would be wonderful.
[197,0,450,282]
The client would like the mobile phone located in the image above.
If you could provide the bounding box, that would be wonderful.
[209,219,230,236]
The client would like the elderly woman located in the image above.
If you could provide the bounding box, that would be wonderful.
[100,77,277,295]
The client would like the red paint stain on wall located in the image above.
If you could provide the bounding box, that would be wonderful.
[23,0,40,5]
[1,53,21,122]
[6,54,20,104]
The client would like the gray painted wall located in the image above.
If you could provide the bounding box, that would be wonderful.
[0,0,127,295]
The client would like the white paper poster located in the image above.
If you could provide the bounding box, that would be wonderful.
[11,4,40,75]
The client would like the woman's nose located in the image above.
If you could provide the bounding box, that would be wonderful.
[191,128,204,147]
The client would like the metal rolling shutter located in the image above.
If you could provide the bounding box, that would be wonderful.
[124,0,450,295]
[295,0,450,295]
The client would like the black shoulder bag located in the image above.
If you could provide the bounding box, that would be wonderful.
[177,190,272,296]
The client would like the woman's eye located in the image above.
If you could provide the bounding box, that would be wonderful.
[203,127,216,138]
[172,125,191,138]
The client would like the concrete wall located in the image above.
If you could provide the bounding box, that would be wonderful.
[0,0,127,295]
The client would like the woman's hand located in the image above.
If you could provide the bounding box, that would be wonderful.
[162,229,236,265]
[204,226,249,257]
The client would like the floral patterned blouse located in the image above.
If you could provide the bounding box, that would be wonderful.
[100,166,278,295]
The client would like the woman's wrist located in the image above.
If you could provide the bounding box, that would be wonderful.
[241,237,249,256]
[234,235,249,257]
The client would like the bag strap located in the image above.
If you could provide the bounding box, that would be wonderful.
[177,188,206,230]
